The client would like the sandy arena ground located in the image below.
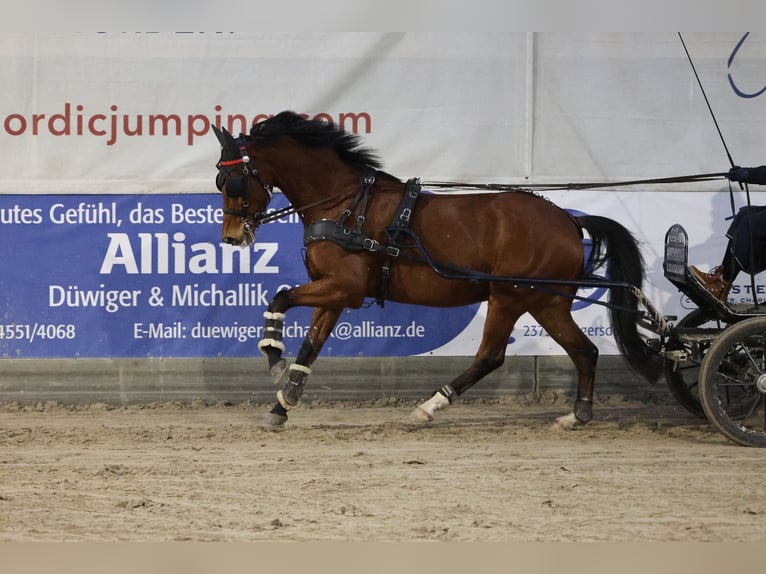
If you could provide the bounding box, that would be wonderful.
[2,395,765,542]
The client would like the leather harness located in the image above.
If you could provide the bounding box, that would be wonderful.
[303,171,422,307]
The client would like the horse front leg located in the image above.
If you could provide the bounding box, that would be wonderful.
[258,289,292,384]
[265,306,342,427]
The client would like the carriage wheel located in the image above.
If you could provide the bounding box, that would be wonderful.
[663,308,718,418]
[699,316,766,447]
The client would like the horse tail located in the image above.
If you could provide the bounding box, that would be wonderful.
[575,215,662,383]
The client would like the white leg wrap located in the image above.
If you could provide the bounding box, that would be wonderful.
[276,390,293,410]
[258,338,285,356]
[259,311,287,357]
[288,363,312,375]
[263,311,286,321]
[413,392,450,422]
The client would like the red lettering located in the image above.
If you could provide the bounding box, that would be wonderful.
[88,115,107,136]
[187,114,209,145]
[2,106,373,145]
[4,114,26,135]
[49,103,71,136]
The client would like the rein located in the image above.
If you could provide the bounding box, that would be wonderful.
[257,192,354,225]
[422,171,729,192]
[255,172,730,229]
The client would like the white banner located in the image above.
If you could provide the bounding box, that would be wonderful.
[3,33,763,193]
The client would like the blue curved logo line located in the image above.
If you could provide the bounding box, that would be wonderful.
[728,32,766,99]
[565,209,609,311]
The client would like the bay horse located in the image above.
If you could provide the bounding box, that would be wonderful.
[212,111,661,428]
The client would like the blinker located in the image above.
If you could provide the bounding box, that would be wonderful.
[225,175,248,198]
[215,170,227,192]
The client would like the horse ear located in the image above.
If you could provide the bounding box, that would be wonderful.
[220,126,239,149]
[212,125,227,147]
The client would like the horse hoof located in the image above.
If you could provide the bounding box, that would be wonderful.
[270,359,288,384]
[263,412,288,428]
[412,392,449,422]
[411,407,434,422]
[573,399,593,423]
[551,412,585,431]
[263,402,289,428]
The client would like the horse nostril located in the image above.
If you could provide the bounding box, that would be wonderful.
[222,236,238,245]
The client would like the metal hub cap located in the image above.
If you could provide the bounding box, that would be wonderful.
[756,373,766,394]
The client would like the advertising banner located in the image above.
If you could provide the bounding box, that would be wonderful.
[5,187,764,359]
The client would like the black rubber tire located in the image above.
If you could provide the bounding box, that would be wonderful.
[663,308,716,418]
[699,317,766,447]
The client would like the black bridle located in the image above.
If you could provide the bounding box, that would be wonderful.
[215,133,274,235]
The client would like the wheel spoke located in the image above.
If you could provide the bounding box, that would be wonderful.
[739,339,765,373]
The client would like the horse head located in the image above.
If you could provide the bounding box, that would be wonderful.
[212,125,274,246]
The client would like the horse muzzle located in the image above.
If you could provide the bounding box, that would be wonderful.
[222,227,256,247]
[221,210,258,247]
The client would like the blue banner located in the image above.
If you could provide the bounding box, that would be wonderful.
[0,193,480,358]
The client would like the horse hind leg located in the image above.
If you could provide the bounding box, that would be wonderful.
[413,298,525,422]
[531,302,599,430]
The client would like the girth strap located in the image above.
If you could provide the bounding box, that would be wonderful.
[379,178,421,305]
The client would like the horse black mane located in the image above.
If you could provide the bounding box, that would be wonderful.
[249,111,383,171]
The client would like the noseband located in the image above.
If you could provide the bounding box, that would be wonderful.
[216,135,274,234]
